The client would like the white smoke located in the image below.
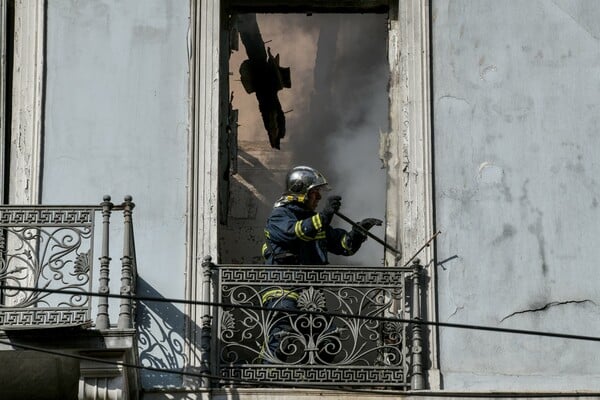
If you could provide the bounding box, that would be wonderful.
[296,14,389,266]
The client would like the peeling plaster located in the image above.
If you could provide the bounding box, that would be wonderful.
[500,299,595,323]
[479,64,497,81]
[478,162,502,183]
[478,162,512,202]
[447,305,464,320]
[378,130,391,168]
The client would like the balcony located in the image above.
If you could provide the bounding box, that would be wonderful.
[0,196,139,400]
[201,257,426,390]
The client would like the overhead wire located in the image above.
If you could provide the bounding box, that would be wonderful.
[2,338,600,398]
[2,285,600,343]
[3,285,600,396]
[3,338,600,398]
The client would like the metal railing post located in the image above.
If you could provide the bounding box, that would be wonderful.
[410,259,425,390]
[0,230,5,304]
[118,195,135,329]
[200,255,214,387]
[96,195,113,330]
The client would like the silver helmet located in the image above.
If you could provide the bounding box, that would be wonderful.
[285,166,329,196]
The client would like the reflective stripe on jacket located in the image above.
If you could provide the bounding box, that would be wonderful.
[261,288,300,304]
[263,200,363,265]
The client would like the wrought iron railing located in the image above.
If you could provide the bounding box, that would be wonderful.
[201,257,425,389]
[0,196,137,330]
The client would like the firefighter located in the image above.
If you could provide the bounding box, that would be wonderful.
[260,165,382,363]
[262,165,381,265]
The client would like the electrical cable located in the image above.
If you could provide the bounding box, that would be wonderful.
[1,338,600,398]
[2,285,600,343]
[2,338,600,398]
[3,286,600,396]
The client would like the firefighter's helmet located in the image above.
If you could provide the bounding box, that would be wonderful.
[285,166,329,196]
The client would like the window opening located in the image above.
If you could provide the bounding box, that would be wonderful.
[219,12,390,266]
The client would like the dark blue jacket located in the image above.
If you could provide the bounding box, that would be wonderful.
[262,199,364,265]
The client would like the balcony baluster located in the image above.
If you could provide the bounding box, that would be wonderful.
[96,196,113,330]
[117,195,135,330]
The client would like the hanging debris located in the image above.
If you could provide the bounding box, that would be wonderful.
[236,14,291,149]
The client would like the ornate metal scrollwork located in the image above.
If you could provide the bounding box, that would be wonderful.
[0,226,93,309]
[0,207,97,328]
[217,265,412,388]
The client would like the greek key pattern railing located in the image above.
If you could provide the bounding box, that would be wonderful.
[0,208,94,226]
[223,365,405,384]
[210,261,424,389]
[0,308,88,327]
[0,196,137,330]
[219,267,405,287]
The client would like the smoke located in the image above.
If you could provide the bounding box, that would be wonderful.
[230,13,389,266]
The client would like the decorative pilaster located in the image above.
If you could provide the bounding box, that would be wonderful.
[1,0,45,306]
[185,0,222,369]
[388,0,439,388]
[9,0,45,205]
[96,196,113,330]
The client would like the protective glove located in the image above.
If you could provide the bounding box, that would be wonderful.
[350,218,383,242]
[358,218,383,231]
[320,195,342,226]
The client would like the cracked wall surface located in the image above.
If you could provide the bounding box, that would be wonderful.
[500,299,596,322]
[433,0,600,391]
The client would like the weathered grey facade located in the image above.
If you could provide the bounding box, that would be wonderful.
[1,0,599,399]
[433,0,600,390]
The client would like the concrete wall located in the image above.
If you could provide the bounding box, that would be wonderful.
[433,0,600,390]
[42,0,189,389]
